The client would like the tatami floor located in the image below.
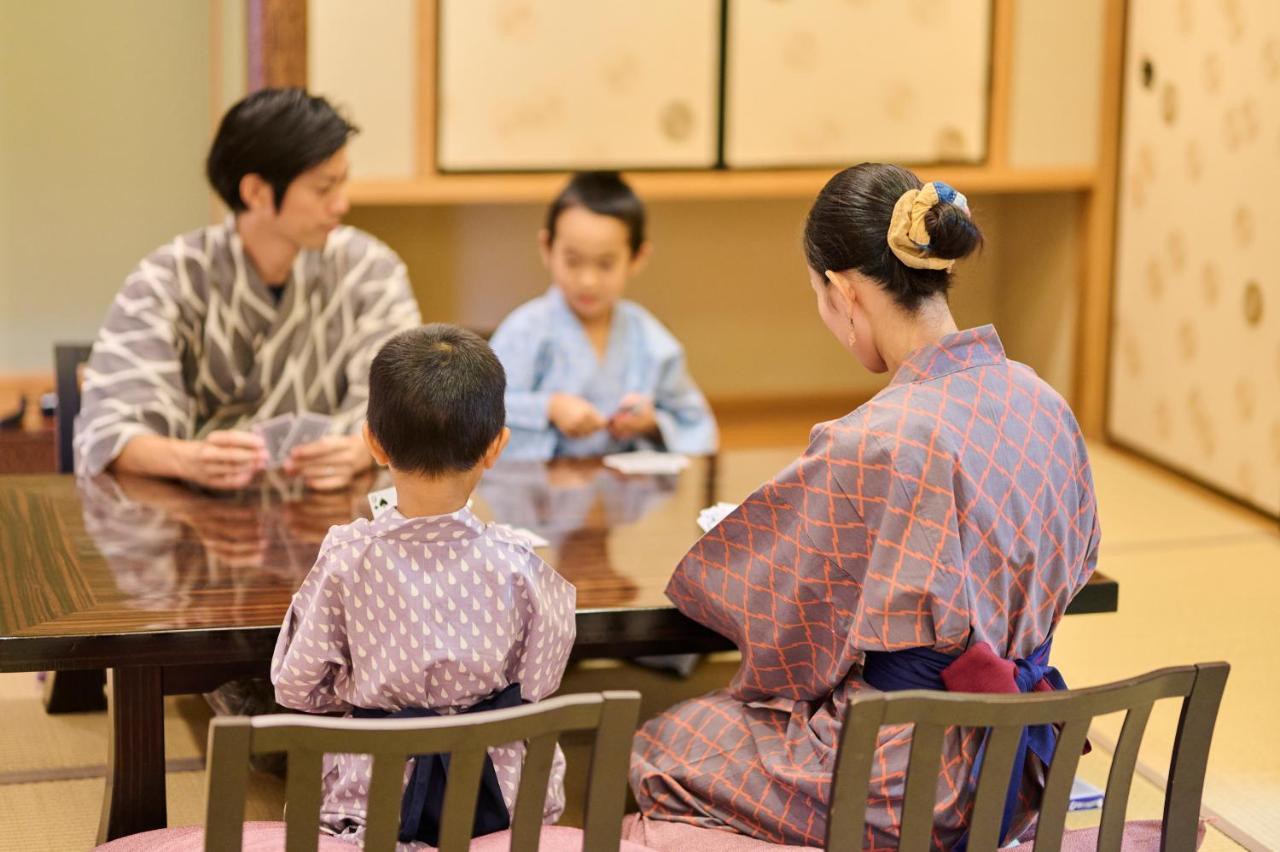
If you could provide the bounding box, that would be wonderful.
[0,439,1275,851]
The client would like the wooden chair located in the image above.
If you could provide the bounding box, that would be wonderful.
[54,341,93,474]
[45,342,106,713]
[95,690,649,852]
[625,662,1230,851]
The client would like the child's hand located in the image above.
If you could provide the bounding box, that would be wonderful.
[608,393,658,442]
[548,393,607,438]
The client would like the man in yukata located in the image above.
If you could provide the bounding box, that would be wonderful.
[75,88,421,492]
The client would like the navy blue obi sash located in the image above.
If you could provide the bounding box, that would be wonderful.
[351,681,525,846]
[861,639,1066,848]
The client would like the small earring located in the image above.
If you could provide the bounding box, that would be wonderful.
[848,318,857,346]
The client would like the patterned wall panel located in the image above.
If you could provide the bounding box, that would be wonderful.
[1110,0,1280,516]
[310,0,418,180]
[723,0,990,168]
[437,0,720,171]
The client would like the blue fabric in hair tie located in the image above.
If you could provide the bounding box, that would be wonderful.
[932,181,970,215]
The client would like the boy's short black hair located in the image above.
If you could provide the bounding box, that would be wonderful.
[545,171,646,255]
[367,325,506,476]
[206,88,357,212]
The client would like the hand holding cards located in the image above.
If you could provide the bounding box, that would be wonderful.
[607,393,657,441]
[252,412,334,470]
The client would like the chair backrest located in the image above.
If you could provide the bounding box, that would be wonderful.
[53,342,93,474]
[825,662,1229,852]
[204,690,642,852]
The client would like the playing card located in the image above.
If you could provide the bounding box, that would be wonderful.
[252,414,296,469]
[284,412,332,453]
[603,450,690,476]
[367,486,397,517]
[696,502,738,533]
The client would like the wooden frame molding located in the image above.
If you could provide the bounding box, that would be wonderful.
[246,0,307,91]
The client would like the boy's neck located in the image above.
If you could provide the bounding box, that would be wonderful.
[390,468,480,518]
[577,308,614,358]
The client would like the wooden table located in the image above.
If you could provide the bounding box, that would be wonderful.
[0,449,1118,842]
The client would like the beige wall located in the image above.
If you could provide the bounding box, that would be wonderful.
[345,188,1077,404]
[0,0,213,372]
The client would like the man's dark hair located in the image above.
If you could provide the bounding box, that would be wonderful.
[206,88,357,212]
[545,171,646,255]
[367,325,506,476]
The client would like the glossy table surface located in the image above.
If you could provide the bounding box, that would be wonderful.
[0,448,1118,670]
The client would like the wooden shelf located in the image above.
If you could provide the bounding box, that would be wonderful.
[347,165,1097,206]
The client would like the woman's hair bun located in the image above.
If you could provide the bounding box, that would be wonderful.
[923,202,983,261]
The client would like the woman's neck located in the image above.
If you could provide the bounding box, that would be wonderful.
[879,298,959,374]
[236,214,300,284]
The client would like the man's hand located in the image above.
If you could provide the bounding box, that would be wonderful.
[177,430,268,491]
[548,393,608,439]
[284,434,373,491]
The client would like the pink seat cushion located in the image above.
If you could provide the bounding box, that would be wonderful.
[1020,819,1207,852]
[623,815,1207,852]
[95,821,656,851]
[471,824,655,851]
[620,815,814,851]
[92,821,353,851]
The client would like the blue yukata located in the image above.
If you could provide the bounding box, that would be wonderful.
[489,287,718,460]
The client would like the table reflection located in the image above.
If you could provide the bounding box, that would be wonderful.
[76,470,379,623]
[74,455,708,621]
[476,459,680,607]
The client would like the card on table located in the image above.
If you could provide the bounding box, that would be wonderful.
[602,450,690,476]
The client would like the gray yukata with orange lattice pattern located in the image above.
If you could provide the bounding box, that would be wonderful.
[630,325,1100,850]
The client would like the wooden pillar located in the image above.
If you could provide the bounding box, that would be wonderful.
[246,0,307,91]
[1073,0,1127,438]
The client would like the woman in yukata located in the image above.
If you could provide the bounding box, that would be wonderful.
[488,171,718,461]
[628,164,1101,850]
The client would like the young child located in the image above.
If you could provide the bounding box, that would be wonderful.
[489,171,718,461]
[271,324,576,845]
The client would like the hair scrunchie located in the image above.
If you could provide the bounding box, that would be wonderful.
[886,181,970,270]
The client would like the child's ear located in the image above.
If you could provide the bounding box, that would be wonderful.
[482,427,511,469]
[363,422,390,467]
[628,240,652,275]
[537,228,553,270]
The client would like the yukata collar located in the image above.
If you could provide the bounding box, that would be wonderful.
[374,503,487,536]
[888,324,1006,388]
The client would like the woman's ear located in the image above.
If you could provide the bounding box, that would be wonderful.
[824,269,857,317]
[363,422,390,467]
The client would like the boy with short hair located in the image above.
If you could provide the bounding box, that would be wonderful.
[272,324,576,845]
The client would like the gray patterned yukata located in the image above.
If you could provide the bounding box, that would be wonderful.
[74,218,421,476]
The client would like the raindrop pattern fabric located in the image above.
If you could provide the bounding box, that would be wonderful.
[272,505,577,843]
